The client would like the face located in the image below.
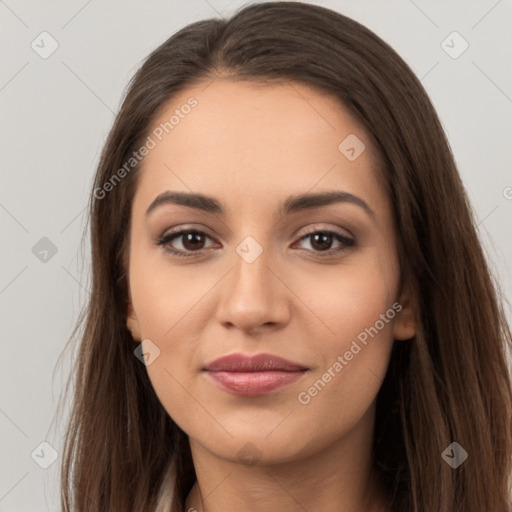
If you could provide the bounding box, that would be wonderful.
[126,78,416,464]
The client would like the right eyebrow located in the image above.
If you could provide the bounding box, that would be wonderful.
[146,191,222,216]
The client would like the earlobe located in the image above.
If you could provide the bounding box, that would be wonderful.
[126,300,142,342]
[393,284,418,341]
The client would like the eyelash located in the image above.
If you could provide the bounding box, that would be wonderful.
[156,227,355,259]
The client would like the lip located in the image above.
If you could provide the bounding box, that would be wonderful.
[203,353,308,372]
[203,353,309,396]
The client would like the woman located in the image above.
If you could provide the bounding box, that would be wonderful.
[59,2,512,511]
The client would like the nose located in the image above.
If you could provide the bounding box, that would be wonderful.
[215,245,291,335]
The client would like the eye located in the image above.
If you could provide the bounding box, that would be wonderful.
[292,229,354,257]
[157,229,217,257]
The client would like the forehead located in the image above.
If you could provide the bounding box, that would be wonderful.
[133,78,388,219]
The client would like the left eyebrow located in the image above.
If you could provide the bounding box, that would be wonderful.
[145,190,375,219]
[281,190,375,219]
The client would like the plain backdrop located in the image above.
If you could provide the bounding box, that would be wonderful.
[1,0,511,510]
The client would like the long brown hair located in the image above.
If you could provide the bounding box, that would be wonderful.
[58,2,512,510]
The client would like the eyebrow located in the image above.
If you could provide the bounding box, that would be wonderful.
[146,190,375,219]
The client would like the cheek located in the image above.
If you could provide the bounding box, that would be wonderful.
[128,250,224,431]
[128,242,218,338]
[289,251,399,348]
[286,255,397,432]
[290,300,396,457]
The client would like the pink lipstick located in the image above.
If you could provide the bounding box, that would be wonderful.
[203,353,308,396]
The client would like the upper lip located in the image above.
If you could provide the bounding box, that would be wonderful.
[203,353,308,372]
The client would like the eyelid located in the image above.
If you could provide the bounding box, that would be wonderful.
[296,223,353,239]
[160,224,215,238]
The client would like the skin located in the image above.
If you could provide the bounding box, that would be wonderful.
[126,77,417,512]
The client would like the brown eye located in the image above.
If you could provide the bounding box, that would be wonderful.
[157,229,216,257]
[309,232,335,251]
[294,230,354,257]
[180,231,207,251]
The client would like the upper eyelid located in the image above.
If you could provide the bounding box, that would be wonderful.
[298,224,353,238]
[161,223,352,237]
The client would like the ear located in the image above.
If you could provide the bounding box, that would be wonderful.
[393,281,418,341]
[126,293,142,342]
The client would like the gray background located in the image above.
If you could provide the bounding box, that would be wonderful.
[1,0,511,510]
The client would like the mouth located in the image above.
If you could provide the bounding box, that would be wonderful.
[202,352,309,396]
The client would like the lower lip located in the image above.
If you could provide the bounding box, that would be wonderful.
[205,370,307,396]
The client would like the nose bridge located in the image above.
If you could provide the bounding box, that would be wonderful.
[233,237,273,295]
[216,233,289,331]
